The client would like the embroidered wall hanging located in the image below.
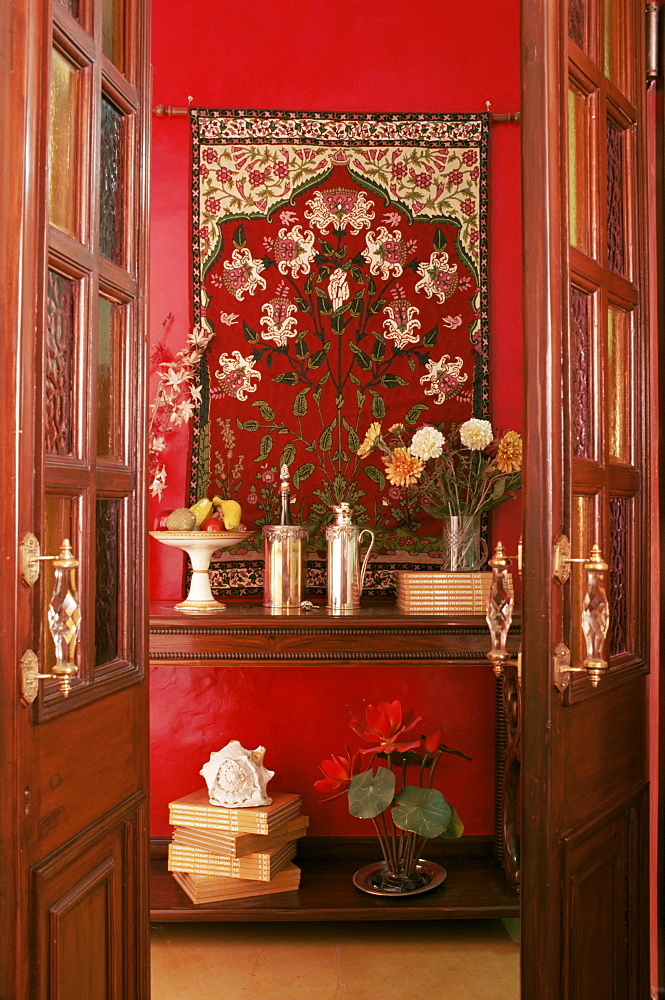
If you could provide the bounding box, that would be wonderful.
[189,109,490,597]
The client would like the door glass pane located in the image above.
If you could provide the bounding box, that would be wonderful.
[607,305,631,463]
[606,120,625,276]
[609,496,629,656]
[43,496,74,680]
[571,494,594,667]
[97,296,123,458]
[49,49,78,237]
[46,270,76,456]
[100,97,125,265]
[95,499,120,665]
[568,84,590,253]
[603,0,628,90]
[102,0,125,71]
[570,286,593,460]
[603,0,613,79]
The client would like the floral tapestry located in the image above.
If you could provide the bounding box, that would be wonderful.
[188,109,490,597]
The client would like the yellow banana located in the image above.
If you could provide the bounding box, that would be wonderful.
[189,497,213,527]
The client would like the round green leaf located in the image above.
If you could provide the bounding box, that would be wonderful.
[392,786,451,838]
[442,804,464,839]
[348,766,396,820]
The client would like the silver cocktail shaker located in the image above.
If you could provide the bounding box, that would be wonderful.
[325,502,375,613]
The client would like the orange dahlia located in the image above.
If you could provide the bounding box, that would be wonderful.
[382,447,424,486]
[357,421,382,458]
[495,430,522,473]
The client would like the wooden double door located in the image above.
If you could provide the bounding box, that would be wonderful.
[0,0,655,997]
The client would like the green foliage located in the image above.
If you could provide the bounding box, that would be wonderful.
[292,462,315,488]
[344,418,360,454]
[255,433,273,460]
[237,418,260,432]
[392,786,451,838]
[404,403,429,425]
[320,418,335,452]
[293,389,309,416]
[381,374,408,388]
[252,400,275,421]
[442,804,465,839]
[348,766,396,819]
[370,390,386,419]
[363,465,386,490]
[280,442,297,467]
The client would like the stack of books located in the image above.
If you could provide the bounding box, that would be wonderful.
[167,788,307,904]
[396,570,513,615]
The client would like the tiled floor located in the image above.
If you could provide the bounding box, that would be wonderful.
[151,919,520,1000]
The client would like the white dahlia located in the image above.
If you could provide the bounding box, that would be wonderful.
[410,425,445,461]
[460,418,493,451]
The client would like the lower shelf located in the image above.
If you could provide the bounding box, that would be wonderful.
[150,836,519,923]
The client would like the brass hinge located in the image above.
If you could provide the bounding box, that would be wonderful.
[647,2,660,83]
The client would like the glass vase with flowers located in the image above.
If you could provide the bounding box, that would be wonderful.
[356,417,522,571]
[315,699,470,895]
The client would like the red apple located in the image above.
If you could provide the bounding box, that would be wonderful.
[154,509,173,530]
[201,516,224,532]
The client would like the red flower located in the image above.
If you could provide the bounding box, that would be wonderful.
[423,726,443,754]
[314,747,363,802]
[204,195,221,214]
[350,700,422,755]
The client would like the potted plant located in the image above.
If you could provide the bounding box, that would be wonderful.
[315,699,470,895]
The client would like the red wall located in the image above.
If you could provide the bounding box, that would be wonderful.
[149,0,522,837]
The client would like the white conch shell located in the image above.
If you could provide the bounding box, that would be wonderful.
[200,741,274,808]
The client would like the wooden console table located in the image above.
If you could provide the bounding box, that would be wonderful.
[149,601,520,922]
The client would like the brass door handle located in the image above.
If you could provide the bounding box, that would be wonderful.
[20,538,81,703]
[486,542,517,678]
[552,535,609,689]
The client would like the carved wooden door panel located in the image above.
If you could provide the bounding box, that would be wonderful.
[521,0,650,997]
[0,0,151,997]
